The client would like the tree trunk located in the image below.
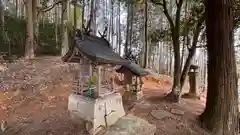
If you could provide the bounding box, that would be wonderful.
[16,0,19,17]
[180,2,188,71]
[180,36,186,71]
[61,0,70,56]
[129,2,134,49]
[0,0,4,45]
[164,0,184,102]
[200,0,239,134]
[124,1,131,54]
[32,0,39,53]
[54,0,59,49]
[168,45,172,75]
[165,35,181,102]
[110,0,114,47]
[143,0,148,68]
[90,0,96,35]
[20,0,26,19]
[117,0,121,55]
[169,35,181,95]
[180,14,205,90]
[73,0,77,30]
[81,0,85,29]
[25,0,35,59]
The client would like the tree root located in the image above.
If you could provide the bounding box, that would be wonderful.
[181,93,200,100]
[164,91,180,103]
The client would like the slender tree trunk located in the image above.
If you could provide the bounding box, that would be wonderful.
[25,0,35,59]
[169,45,172,75]
[81,0,85,29]
[180,14,205,90]
[32,0,39,53]
[124,1,131,54]
[200,0,239,134]
[73,0,77,30]
[180,2,188,71]
[20,0,26,19]
[55,0,59,49]
[117,0,121,55]
[0,0,4,44]
[164,0,184,102]
[143,0,148,68]
[171,35,181,92]
[109,0,114,46]
[129,3,133,49]
[90,0,96,35]
[61,0,69,56]
[180,37,186,71]
[16,0,19,17]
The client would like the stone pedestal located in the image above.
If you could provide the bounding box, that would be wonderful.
[182,71,200,99]
[68,93,125,134]
[188,72,198,94]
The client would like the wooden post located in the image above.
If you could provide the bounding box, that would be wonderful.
[79,58,83,94]
[89,64,93,76]
[111,71,115,92]
[96,66,102,97]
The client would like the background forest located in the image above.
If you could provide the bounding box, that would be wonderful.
[0,0,239,134]
[1,0,240,98]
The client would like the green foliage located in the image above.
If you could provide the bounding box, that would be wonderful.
[0,15,61,57]
[87,75,97,86]
[38,23,61,55]
[2,16,26,56]
[148,0,205,43]
[119,0,143,7]
[148,28,171,42]
[234,0,240,29]
[69,5,83,27]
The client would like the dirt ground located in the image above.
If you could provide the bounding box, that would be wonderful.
[0,57,212,135]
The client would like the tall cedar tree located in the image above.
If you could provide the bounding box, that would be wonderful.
[200,0,239,134]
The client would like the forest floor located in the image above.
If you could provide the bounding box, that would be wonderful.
[0,56,212,135]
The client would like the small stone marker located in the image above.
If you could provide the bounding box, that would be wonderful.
[150,110,174,120]
[170,108,184,115]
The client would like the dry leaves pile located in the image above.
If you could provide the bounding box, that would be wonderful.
[0,56,79,92]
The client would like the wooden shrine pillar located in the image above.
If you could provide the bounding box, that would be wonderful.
[124,71,133,91]
[89,64,93,76]
[96,66,102,97]
[110,70,116,92]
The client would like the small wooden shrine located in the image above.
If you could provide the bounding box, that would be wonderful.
[63,28,129,134]
[116,62,149,101]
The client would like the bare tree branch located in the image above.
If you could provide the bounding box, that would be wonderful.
[151,0,175,30]
[39,0,69,13]
[191,13,205,47]
[186,13,205,51]
[98,26,108,38]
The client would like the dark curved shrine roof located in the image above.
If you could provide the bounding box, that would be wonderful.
[74,34,129,65]
[116,62,149,77]
[63,32,147,76]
